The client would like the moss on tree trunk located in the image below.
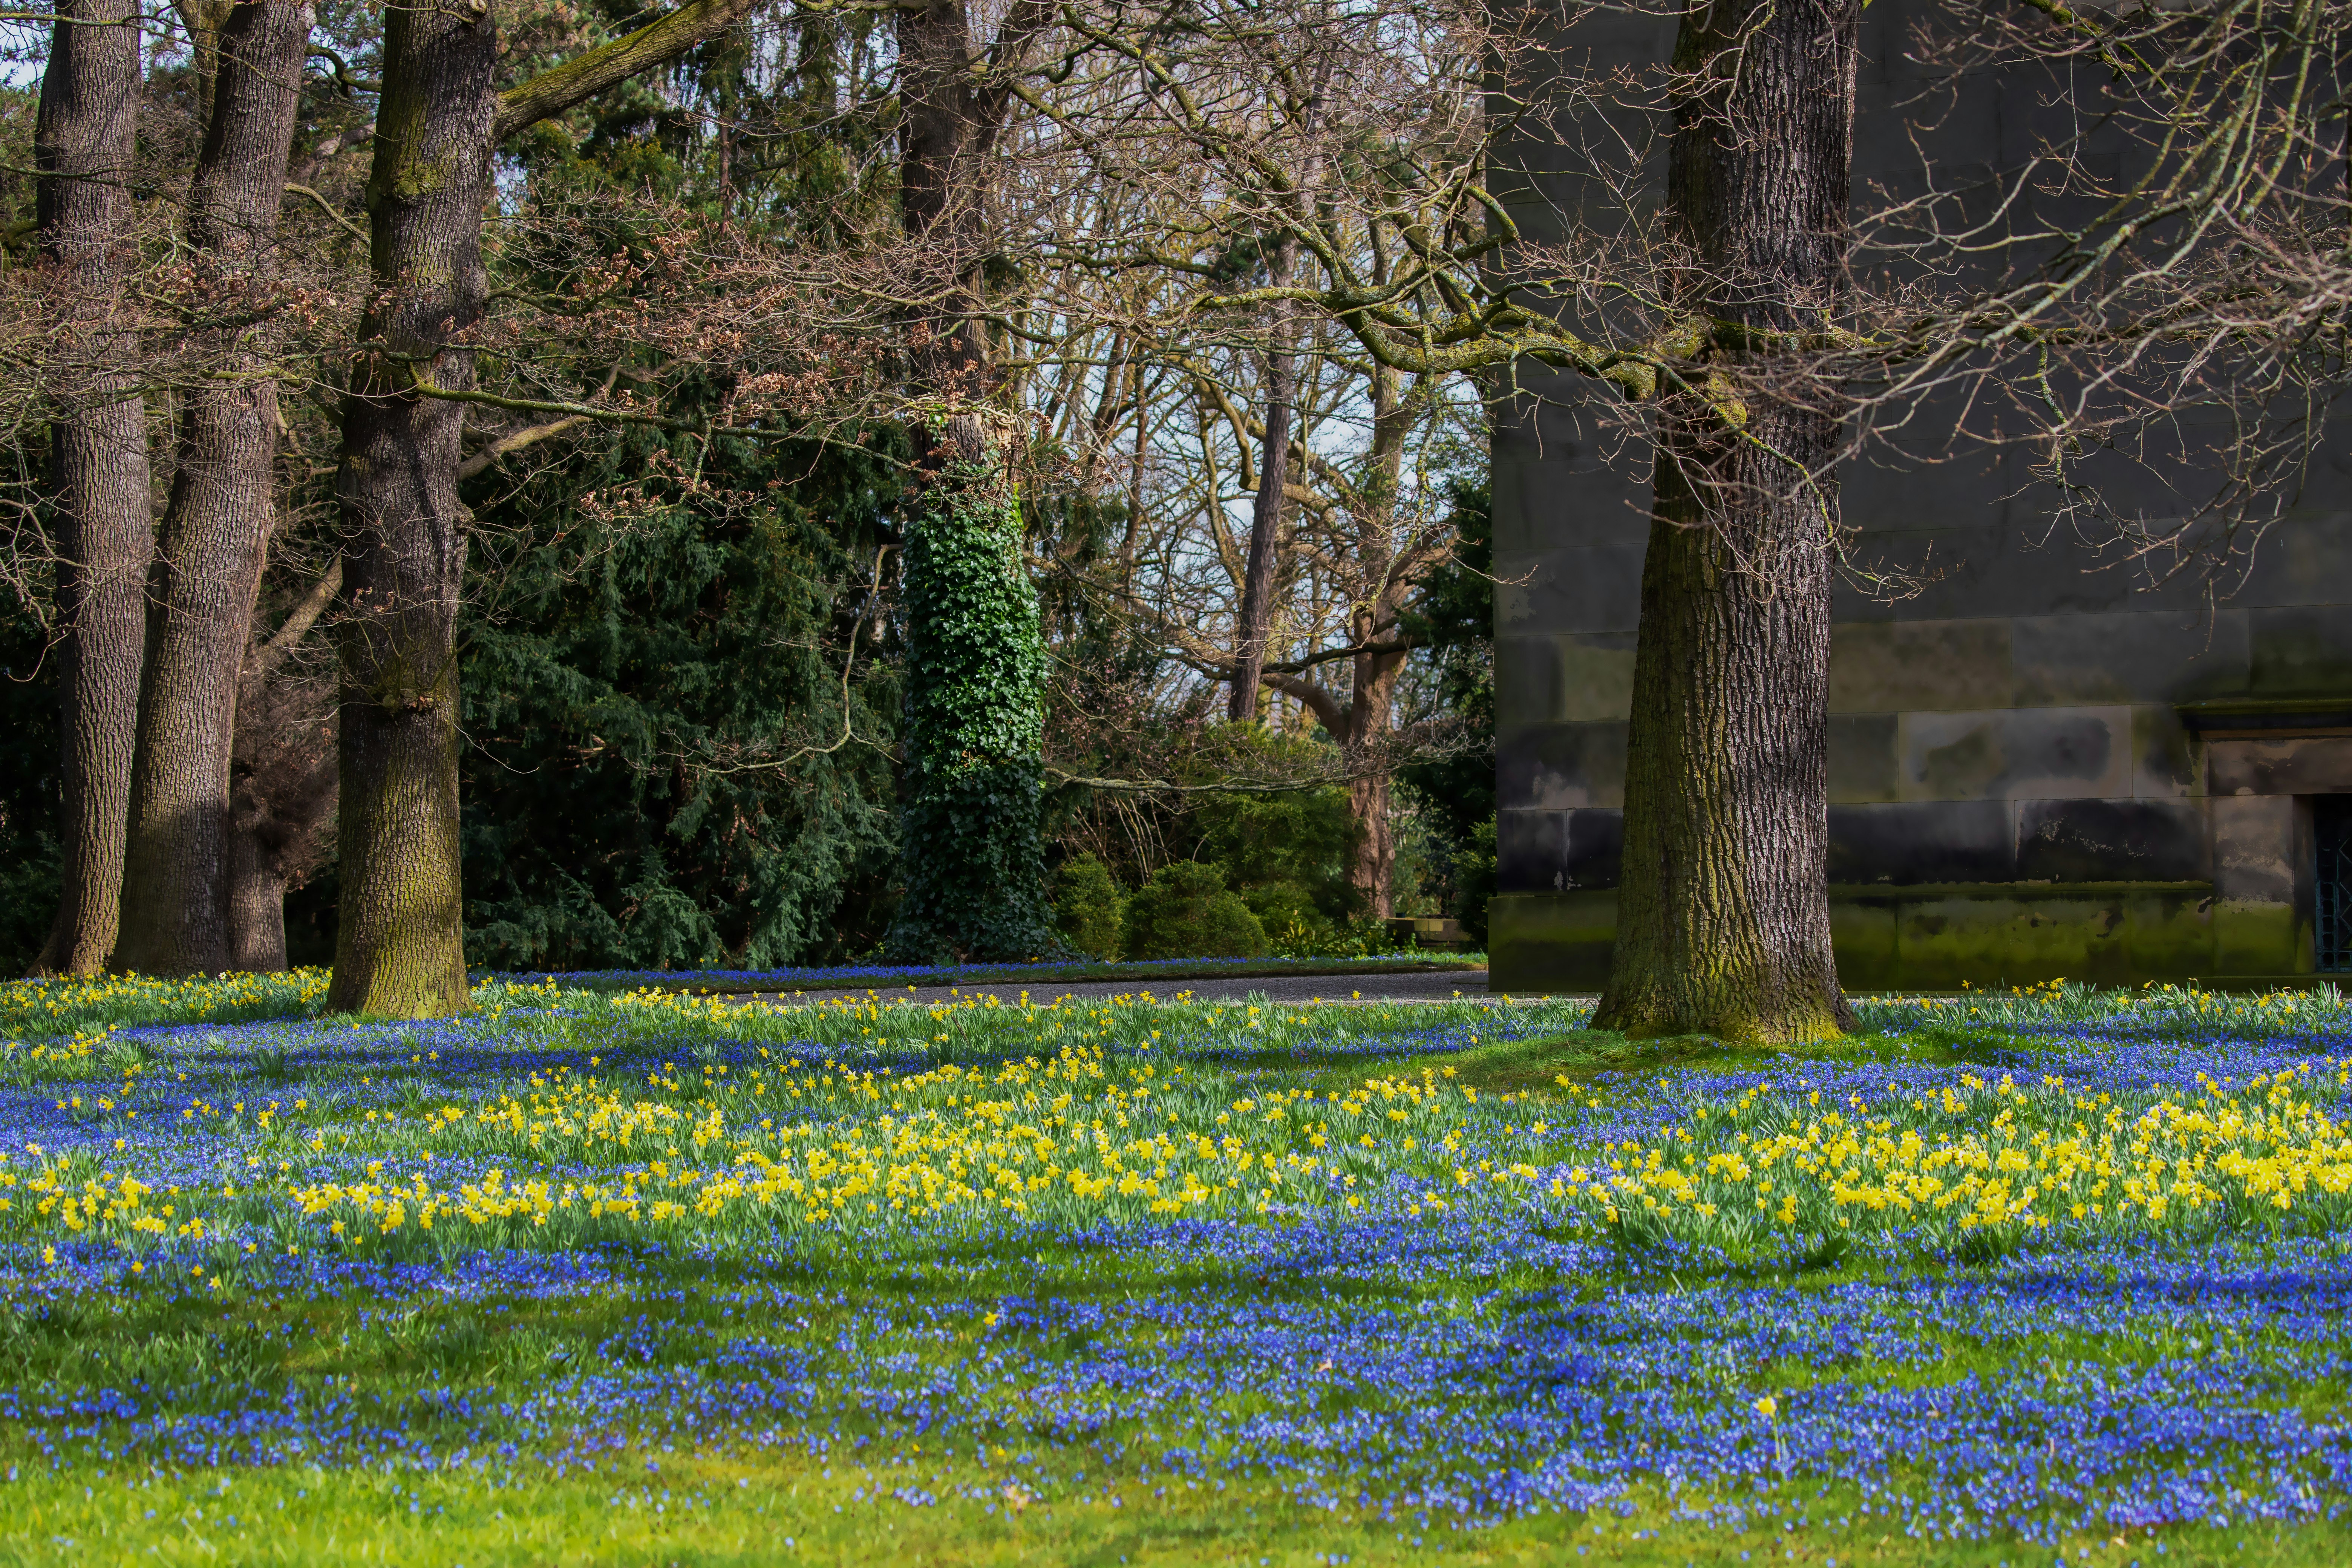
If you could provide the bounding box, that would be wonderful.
[325,0,495,1017]
[1592,0,1860,1045]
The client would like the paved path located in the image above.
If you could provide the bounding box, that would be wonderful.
[769,969,1502,1009]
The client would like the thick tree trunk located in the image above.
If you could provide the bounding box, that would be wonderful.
[116,0,314,977]
[227,825,288,971]
[1592,0,1860,1043]
[320,0,757,1012]
[327,0,496,1017]
[883,0,1064,960]
[1229,242,1296,722]
[31,0,150,978]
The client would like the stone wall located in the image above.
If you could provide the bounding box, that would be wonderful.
[1488,1,2352,991]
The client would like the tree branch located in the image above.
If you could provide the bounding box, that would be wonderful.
[492,0,759,144]
[245,559,343,685]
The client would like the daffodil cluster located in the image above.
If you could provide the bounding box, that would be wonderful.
[1559,1062,2352,1247]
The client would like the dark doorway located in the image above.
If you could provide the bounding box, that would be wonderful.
[2321,797,2352,974]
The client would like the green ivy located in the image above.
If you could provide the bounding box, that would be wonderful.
[885,451,1062,962]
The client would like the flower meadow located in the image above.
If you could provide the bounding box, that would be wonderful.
[0,974,2349,1564]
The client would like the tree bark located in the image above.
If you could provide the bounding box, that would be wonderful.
[1592,0,1860,1044]
[326,0,761,1013]
[227,825,289,970]
[228,562,340,972]
[1228,241,1296,722]
[31,0,151,978]
[1344,643,1403,918]
[116,0,315,977]
[328,0,496,1016]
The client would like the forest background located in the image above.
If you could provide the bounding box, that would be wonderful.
[0,0,1499,977]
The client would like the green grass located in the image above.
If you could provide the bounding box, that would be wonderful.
[4,1462,2338,1566]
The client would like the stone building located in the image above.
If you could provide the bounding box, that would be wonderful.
[1489,3,2352,992]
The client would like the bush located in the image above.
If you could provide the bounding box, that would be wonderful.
[1189,781,1363,925]
[1123,862,1268,960]
[1053,854,1126,959]
[1243,881,1336,957]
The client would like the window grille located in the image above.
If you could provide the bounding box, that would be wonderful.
[2321,798,2352,974]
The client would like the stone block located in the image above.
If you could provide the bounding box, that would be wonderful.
[1831,620,2014,714]
[2205,735,2352,797]
[1555,634,1639,721]
[1494,637,1562,734]
[1495,634,1637,728]
[1497,720,1627,811]
[2010,611,2250,706]
[2014,798,2208,882]
[1828,714,1901,804]
[1891,893,2110,987]
[1829,800,2017,884]
[1829,897,1900,990]
[2132,706,2199,799]
[1563,808,1625,890]
[2240,513,2352,608]
[1488,891,1616,994]
[1898,711,2006,799]
[2249,606,2352,697]
[1496,809,1568,893]
[2211,899,2307,977]
[1991,707,2132,800]
[1494,547,1646,638]
[2210,794,2298,904]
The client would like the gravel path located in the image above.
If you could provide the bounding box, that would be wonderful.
[768,968,1507,1008]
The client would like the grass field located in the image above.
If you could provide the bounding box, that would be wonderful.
[0,971,2348,1565]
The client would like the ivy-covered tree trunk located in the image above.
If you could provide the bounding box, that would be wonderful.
[327,0,495,1017]
[885,417,1059,962]
[1591,0,1859,1044]
[116,0,314,977]
[885,0,1061,961]
[32,0,150,978]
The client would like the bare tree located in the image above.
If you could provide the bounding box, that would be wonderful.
[227,560,340,971]
[1589,0,1862,1041]
[30,0,152,977]
[328,0,760,1017]
[116,0,316,977]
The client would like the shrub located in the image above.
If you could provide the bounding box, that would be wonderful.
[1244,881,1336,957]
[1053,854,1126,959]
[1189,781,1363,925]
[1123,862,1269,960]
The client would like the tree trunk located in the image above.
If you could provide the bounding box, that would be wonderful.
[883,0,1063,960]
[1229,240,1296,722]
[1592,0,1860,1044]
[1344,634,1405,918]
[327,0,496,1017]
[323,0,757,1011]
[228,564,342,973]
[317,0,757,1011]
[227,823,288,971]
[116,0,314,977]
[31,0,150,978]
